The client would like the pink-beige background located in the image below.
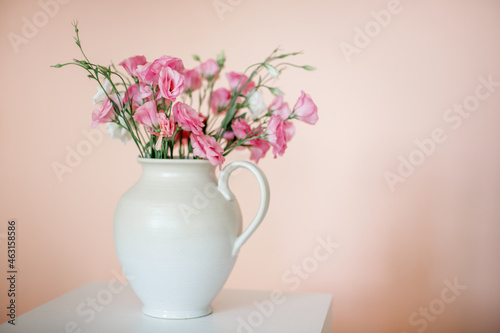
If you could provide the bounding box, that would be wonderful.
[1,0,500,332]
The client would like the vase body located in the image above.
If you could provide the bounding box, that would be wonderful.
[113,158,269,319]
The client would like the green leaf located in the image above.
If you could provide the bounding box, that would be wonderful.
[276,51,301,59]
[221,103,237,129]
[264,63,279,78]
[303,65,316,71]
[192,54,200,61]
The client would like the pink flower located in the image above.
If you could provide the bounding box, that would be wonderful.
[265,115,287,157]
[231,118,251,139]
[184,68,202,93]
[223,131,235,140]
[133,100,158,129]
[91,95,118,128]
[248,138,270,163]
[124,83,154,110]
[158,67,184,101]
[136,63,155,85]
[149,113,176,138]
[153,55,185,74]
[283,121,295,141]
[293,91,318,124]
[190,133,225,168]
[172,102,205,135]
[138,83,153,100]
[201,59,219,79]
[269,95,291,120]
[210,88,231,113]
[119,55,147,78]
[136,55,185,85]
[226,72,255,95]
[123,84,140,109]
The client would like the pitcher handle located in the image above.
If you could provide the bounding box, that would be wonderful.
[218,161,270,257]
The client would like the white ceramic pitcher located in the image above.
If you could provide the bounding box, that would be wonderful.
[113,158,270,319]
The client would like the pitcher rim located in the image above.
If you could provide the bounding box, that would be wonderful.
[137,157,213,165]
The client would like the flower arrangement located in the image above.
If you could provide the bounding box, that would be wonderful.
[53,24,318,167]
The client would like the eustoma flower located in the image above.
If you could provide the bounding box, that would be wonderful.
[150,113,176,138]
[91,95,119,128]
[231,118,252,139]
[283,121,295,141]
[172,102,205,135]
[269,95,291,120]
[140,84,153,98]
[184,68,202,93]
[292,91,318,124]
[200,59,220,79]
[247,90,267,120]
[190,134,225,167]
[226,72,255,95]
[119,55,147,78]
[93,79,112,105]
[210,88,231,113]
[56,26,319,162]
[133,100,159,129]
[248,139,270,163]
[107,116,132,144]
[124,84,154,111]
[159,67,184,101]
[137,55,185,86]
[223,131,235,140]
[153,55,185,74]
[265,115,288,157]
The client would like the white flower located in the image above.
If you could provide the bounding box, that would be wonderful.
[247,90,267,120]
[264,64,279,78]
[107,117,132,144]
[93,80,112,105]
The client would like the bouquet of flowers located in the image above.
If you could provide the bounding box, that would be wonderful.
[53,24,318,167]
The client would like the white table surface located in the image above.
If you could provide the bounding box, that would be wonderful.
[0,281,332,333]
